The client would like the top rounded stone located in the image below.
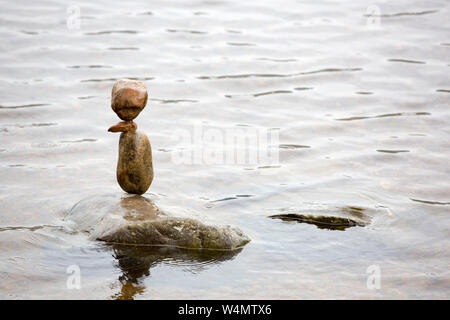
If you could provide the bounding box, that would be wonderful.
[111,79,148,121]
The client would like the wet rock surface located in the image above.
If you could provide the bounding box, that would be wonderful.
[65,194,250,250]
[117,131,153,195]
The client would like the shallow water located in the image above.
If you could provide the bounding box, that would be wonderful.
[0,0,449,299]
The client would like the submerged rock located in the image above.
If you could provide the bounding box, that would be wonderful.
[269,207,371,231]
[269,213,366,231]
[117,131,154,195]
[65,194,250,250]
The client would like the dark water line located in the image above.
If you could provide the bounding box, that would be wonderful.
[279,144,311,149]
[388,59,426,64]
[256,57,297,62]
[167,29,207,34]
[364,10,438,18]
[410,198,450,205]
[0,225,65,232]
[0,103,50,109]
[150,98,198,104]
[107,47,140,51]
[60,139,97,143]
[81,77,154,83]
[198,67,362,80]
[227,42,256,46]
[84,30,140,35]
[253,90,292,97]
[376,150,410,154]
[68,65,112,69]
[336,112,431,121]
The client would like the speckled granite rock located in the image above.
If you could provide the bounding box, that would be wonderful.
[65,194,250,250]
[117,131,153,195]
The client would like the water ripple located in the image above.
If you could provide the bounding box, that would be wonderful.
[365,10,438,18]
[388,59,426,64]
[198,67,362,80]
[227,42,256,46]
[107,47,140,51]
[151,98,198,104]
[253,90,292,97]
[67,65,112,69]
[376,149,410,154]
[256,57,297,62]
[209,194,254,204]
[20,30,39,35]
[84,30,140,35]
[60,139,97,143]
[410,198,450,205]
[3,123,56,128]
[0,103,50,109]
[336,112,431,121]
[81,77,153,83]
[279,144,311,149]
[167,29,207,34]
[77,96,96,100]
[0,225,62,232]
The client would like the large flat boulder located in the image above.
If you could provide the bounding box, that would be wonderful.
[65,194,250,250]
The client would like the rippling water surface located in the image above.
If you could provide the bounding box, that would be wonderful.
[0,0,449,299]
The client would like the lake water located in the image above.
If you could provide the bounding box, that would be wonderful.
[0,0,449,299]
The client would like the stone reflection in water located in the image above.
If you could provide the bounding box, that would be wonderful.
[109,244,242,300]
[67,194,249,299]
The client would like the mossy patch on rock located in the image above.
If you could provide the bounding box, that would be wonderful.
[101,218,249,249]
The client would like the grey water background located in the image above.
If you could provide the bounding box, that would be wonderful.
[0,0,449,299]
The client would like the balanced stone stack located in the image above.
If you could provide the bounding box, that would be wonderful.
[108,79,153,195]
[64,81,251,250]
